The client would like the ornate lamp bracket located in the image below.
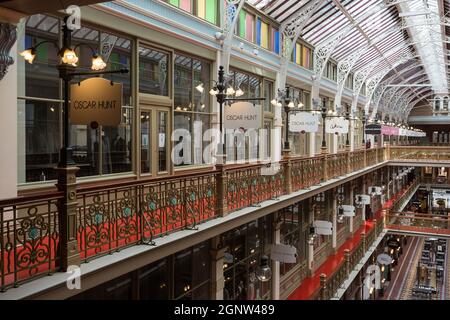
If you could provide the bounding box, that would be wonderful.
[0,23,17,81]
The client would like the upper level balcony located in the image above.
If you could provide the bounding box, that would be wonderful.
[2,145,450,293]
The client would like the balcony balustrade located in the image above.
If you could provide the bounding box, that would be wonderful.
[389,146,450,162]
[12,145,450,292]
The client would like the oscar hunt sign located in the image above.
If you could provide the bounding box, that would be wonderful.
[70,77,123,126]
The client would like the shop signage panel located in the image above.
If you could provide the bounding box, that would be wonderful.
[224,102,261,130]
[289,112,319,133]
[381,125,399,136]
[70,77,123,126]
[270,244,297,263]
[313,220,333,235]
[341,205,356,217]
[365,123,381,135]
[325,117,349,134]
[368,186,382,195]
[355,194,371,205]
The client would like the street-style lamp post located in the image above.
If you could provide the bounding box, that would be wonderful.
[270,86,299,151]
[321,98,328,153]
[20,16,129,270]
[21,16,128,167]
[209,66,265,162]
[283,87,294,151]
[345,104,351,149]
[361,113,367,147]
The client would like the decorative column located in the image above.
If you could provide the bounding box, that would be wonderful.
[344,249,351,276]
[361,233,366,253]
[283,150,293,195]
[332,188,337,253]
[307,198,315,276]
[0,22,17,200]
[386,167,391,200]
[308,238,315,277]
[216,161,228,217]
[55,166,81,270]
[272,212,282,300]
[362,176,367,222]
[319,274,328,300]
[210,237,226,299]
[349,181,354,235]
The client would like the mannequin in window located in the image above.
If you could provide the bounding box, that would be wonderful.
[112,133,126,171]
[94,130,112,174]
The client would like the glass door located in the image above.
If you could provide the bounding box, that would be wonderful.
[140,111,152,174]
[140,106,171,176]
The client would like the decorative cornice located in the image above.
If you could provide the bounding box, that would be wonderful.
[0,22,17,81]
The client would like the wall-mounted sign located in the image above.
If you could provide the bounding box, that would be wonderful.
[355,194,371,205]
[325,117,349,134]
[224,102,261,130]
[365,123,381,135]
[381,125,399,136]
[270,244,297,263]
[341,205,356,217]
[70,77,123,126]
[289,112,319,133]
[368,186,382,195]
[313,220,333,235]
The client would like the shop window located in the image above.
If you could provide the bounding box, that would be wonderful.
[70,273,133,300]
[302,46,312,70]
[225,69,262,163]
[139,259,169,299]
[222,216,272,300]
[263,80,273,113]
[313,192,330,250]
[18,14,133,183]
[280,202,308,276]
[256,18,269,49]
[175,241,211,299]
[173,53,212,167]
[70,241,211,300]
[164,0,218,25]
[237,9,255,42]
[270,27,280,54]
[139,46,169,96]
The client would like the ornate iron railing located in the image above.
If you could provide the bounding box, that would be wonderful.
[226,163,285,212]
[350,150,365,171]
[366,148,377,166]
[0,193,63,292]
[291,156,324,191]
[77,173,217,262]
[1,147,390,291]
[317,220,382,300]
[389,146,450,161]
[327,153,347,179]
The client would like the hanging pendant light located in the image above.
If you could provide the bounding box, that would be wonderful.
[256,255,272,282]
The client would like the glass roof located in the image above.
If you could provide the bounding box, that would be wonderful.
[247,0,450,115]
